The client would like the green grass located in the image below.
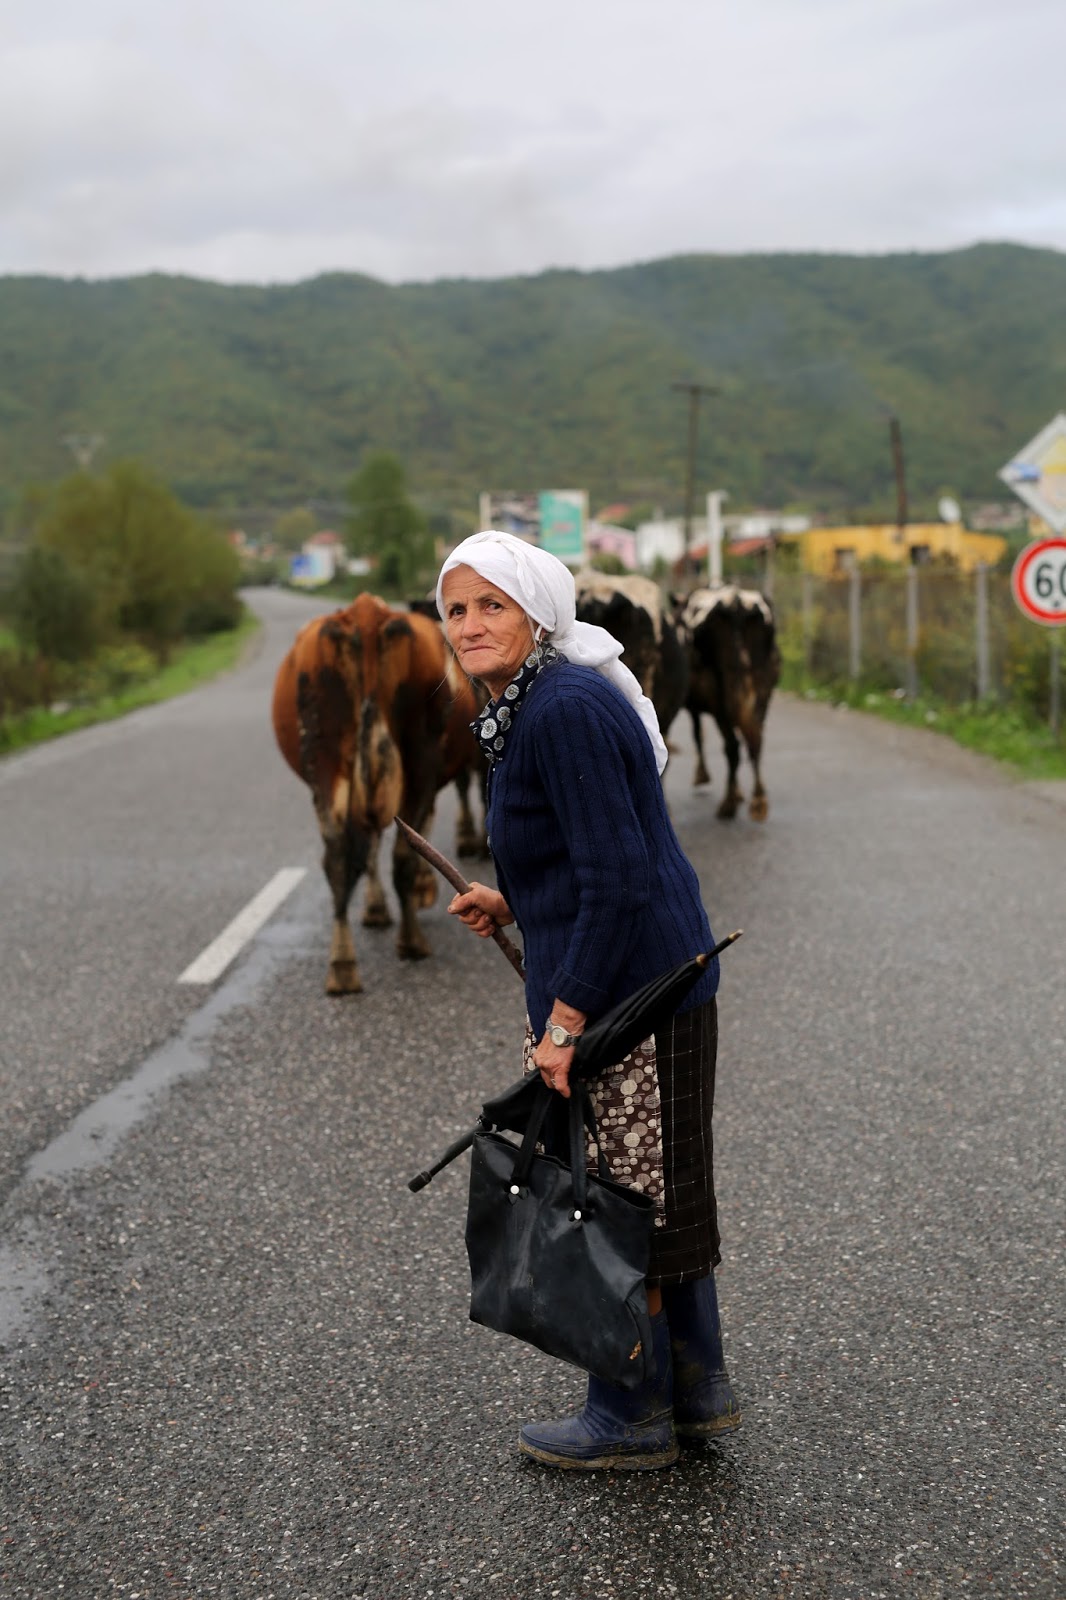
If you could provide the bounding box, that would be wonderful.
[0,608,261,757]
[782,670,1066,780]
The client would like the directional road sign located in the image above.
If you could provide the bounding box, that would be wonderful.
[1011,538,1066,626]
[999,413,1066,534]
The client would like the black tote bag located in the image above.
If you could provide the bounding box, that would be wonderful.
[465,1079,656,1388]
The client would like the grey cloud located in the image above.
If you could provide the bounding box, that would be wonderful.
[2,0,1064,282]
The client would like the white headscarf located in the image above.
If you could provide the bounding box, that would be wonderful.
[436,530,669,774]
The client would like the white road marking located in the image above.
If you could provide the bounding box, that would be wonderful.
[178,867,307,985]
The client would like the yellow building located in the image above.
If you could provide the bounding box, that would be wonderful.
[781,522,1007,575]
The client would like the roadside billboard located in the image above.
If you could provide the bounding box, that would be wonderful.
[476,489,588,565]
[538,490,587,563]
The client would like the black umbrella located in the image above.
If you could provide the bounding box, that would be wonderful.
[408,927,743,1191]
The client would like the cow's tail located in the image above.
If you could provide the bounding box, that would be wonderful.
[349,696,404,833]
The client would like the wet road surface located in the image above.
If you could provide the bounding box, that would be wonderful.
[0,589,1062,1598]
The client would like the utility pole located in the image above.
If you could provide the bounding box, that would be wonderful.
[672,382,718,576]
[889,416,909,533]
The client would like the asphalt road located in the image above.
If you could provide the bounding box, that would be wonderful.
[0,587,1062,1599]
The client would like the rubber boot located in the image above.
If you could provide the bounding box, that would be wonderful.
[662,1274,742,1438]
[518,1309,679,1470]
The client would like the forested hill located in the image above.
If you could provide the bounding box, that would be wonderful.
[1,242,1063,522]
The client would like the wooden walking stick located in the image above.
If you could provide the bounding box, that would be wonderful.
[394,816,525,980]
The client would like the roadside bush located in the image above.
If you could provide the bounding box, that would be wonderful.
[5,544,99,662]
[0,647,52,718]
[37,462,241,661]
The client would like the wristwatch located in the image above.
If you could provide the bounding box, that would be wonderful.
[545,1018,583,1048]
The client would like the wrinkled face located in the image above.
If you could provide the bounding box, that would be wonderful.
[441,565,538,697]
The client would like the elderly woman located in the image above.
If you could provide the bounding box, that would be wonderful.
[437,530,741,1472]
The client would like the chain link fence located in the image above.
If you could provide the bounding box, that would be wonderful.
[755,562,1064,735]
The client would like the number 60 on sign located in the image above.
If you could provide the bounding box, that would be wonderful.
[1011,539,1066,626]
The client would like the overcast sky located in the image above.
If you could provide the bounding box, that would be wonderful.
[3,0,1064,286]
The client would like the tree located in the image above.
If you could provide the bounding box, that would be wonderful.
[6,545,98,662]
[37,462,240,659]
[273,506,317,553]
[345,452,433,594]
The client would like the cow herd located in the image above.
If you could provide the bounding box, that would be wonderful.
[271,572,779,993]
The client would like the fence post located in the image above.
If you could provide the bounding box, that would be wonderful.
[763,539,775,601]
[849,566,862,681]
[975,562,991,701]
[906,565,919,700]
[802,572,813,675]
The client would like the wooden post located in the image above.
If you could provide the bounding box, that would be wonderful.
[849,565,862,681]
[671,381,718,578]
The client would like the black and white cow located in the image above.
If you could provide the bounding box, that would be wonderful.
[681,585,780,820]
[574,570,689,741]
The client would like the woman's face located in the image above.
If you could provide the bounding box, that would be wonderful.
[441,565,538,696]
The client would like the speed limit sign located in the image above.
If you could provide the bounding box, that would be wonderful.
[1011,539,1066,626]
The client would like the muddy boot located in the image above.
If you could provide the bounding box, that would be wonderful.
[518,1309,679,1471]
[662,1273,742,1438]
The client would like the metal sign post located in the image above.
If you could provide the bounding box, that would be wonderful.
[1009,537,1066,735]
[1001,418,1066,736]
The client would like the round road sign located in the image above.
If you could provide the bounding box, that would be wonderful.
[1010,538,1066,626]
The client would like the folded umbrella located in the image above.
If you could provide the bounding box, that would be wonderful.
[408,924,743,1190]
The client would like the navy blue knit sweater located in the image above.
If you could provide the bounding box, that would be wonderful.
[485,660,719,1033]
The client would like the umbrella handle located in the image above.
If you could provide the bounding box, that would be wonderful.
[407,1125,478,1191]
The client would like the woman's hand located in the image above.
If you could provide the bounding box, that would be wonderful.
[532,1001,588,1098]
[447,882,513,938]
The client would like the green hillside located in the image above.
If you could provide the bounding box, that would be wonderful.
[1,243,1063,525]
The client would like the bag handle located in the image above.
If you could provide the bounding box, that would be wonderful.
[567,1085,591,1215]
[510,1080,610,1219]
[511,1080,556,1189]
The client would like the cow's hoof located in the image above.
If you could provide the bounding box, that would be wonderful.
[362,903,392,928]
[397,939,431,962]
[693,772,711,788]
[326,963,363,995]
[716,799,740,820]
[749,795,769,822]
[457,832,480,859]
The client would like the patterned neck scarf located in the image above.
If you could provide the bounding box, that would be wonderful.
[473,643,560,766]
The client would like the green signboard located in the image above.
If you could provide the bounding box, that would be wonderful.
[538,490,587,564]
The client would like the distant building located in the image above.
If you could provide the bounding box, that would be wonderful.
[634,510,810,573]
[291,529,348,587]
[635,517,688,571]
[586,521,638,570]
[781,521,1008,575]
[969,502,1027,533]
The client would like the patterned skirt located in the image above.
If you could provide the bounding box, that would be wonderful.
[522,996,720,1285]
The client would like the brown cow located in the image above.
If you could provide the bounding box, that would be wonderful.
[272,593,484,993]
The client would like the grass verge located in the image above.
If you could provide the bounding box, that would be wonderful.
[783,671,1066,781]
[0,607,261,758]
